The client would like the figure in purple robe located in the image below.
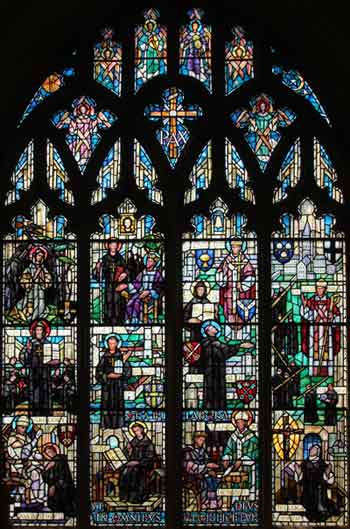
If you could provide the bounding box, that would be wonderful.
[126,253,164,324]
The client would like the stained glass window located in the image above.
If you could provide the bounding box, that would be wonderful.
[271,200,348,525]
[182,204,259,525]
[47,140,74,205]
[90,200,165,524]
[2,201,78,525]
[2,7,348,529]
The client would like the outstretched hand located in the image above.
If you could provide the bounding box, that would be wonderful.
[240,341,254,349]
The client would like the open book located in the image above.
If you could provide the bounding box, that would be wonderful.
[104,447,128,471]
[191,303,215,322]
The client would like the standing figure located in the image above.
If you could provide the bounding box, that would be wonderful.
[272,368,284,409]
[19,320,53,415]
[301,280,340,377]
[126,253,164,324]
[16,246,52,323]
[322,384,338,426]
[136,10,166,82]
[181,13,210,82]
[119,422,157,504]
[95,334,132,429]
[194,320,253,410]
[93,239,128,324]
[216,239,256,325]
[304,384,319,423]
[299,444,339,521]
[42,443,77,517]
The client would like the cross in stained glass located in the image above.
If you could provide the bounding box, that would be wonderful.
[231,93,296,171]
[272,413,304,461]
[51,96,117,173]
[145,87,203,167]
[324,239,342,264]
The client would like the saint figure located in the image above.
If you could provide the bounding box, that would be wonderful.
[216,239,256,325]
[16,246,52,323]
[300,444,339,521]
[301,280,340,377]
[19,320,54,415]
[222,410,258,491]
[95,334,132,429]
[93,239,128,324]
[119,422,157,503]
[194,321,253,410]
[7,416,46,509]
[184,281,211,342]
[126,253,164,324]
[322,384,338,426]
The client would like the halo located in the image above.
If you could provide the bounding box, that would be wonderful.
[200,320,221,338]
[41,442,60,458]
[143,253,161,268]
[29,245,48,261]
[231,409,254,427]
[128,421,148,436]
[193,430,207,439]
[104,238,122,252]
[191,280,211,297]
[11,415,33,433]
[29,319,51,338]
[104,333,120,349]
[225,238,247,253]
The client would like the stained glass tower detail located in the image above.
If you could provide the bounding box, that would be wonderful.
[273,138,301,203]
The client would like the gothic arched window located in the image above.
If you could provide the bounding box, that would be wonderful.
[1,6,349,529]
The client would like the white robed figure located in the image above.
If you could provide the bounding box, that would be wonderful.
[7,415,47,507]
[16,246,53,323]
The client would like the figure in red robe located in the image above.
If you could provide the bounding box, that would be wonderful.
[216,240,256,325]
[301,280,340,377]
